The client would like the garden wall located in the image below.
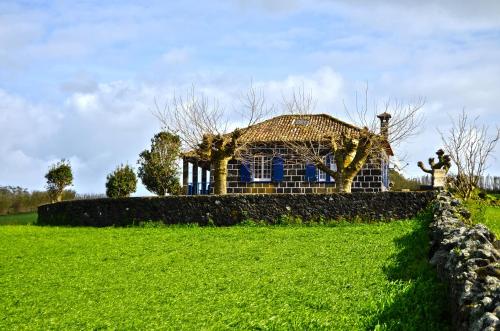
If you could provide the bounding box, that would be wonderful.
[38,191,435,227]
[429,191,500,330]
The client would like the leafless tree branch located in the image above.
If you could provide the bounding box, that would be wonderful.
[439,109,500,199]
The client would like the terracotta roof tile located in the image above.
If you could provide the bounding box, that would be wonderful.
[183,114,394,157]
[238,114,360,143]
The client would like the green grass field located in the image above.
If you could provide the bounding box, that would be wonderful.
[484,206,500,237]
[0,220,448,330]
[0,212,37,225]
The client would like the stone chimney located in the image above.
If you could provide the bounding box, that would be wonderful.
[377,112,391,139]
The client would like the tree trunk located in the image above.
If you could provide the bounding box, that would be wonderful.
[213,157,230,195]
[333,171,354,193]
[339,178,353,193]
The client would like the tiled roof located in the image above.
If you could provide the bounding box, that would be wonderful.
[238,114,360,143]
[182,114,394,158]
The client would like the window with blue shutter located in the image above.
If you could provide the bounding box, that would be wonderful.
[316,154,336,183]
[272,157,284,182]
[240,161,252,182]
[305,163,317,182]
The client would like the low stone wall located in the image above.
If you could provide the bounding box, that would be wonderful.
[37,191,435,227]
[429,191,500,331]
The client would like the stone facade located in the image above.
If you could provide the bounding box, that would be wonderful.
[184,144,389,195]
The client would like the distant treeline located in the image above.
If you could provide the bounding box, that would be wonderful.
[0,186,104,215]
[477,176,500,191]
[390,172,500,192]
[407,175,500,192]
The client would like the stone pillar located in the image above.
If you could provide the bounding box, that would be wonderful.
[192,160,199,195]
[182,158,189,195]
[201,168,207,194]
[433,169,446,189]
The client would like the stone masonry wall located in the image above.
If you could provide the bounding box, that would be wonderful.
[429,191,500,330]
[38,191,434,227]
[222,144,386,194]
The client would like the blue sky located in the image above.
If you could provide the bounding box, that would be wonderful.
[1,0,499,194]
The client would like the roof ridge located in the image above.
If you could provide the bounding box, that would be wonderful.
[254,113,362,131]
[315,113,361,130]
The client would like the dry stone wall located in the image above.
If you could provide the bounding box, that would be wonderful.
[38,191,434,227]
[430,191,500,331]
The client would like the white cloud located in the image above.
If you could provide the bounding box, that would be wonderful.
[0,89,61,150]
[69,93,99,114]
[0,83,161,193]
[256,66,344,114]
[0,89,62,189]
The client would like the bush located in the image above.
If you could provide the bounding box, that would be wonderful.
[106,164,137,198]
[137,132,182,196]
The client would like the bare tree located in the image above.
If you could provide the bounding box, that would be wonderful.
[153,84,272,194]
[282,86,424,192]
[439,109,500,200]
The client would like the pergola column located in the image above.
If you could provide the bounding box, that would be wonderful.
[182,158,189,195]
[192,159,199,195]
[201,167,208,194]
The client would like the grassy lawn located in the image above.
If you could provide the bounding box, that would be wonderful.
[0,212,37,225]
[0,220,449,330]
[484,206,500,237]
[488,193,500,200]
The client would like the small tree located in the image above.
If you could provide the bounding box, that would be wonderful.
[137,132,181,196]
[439,110,500,200]
[105,164,137,198]
[45,159,73,202]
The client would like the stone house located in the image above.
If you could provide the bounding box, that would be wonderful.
[182,113,392,194]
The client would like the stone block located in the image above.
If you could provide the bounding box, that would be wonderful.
[433,169,446,188]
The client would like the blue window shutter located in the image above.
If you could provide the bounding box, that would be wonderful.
[272,157,284,182]
[305,163,317,182]
[240,161,251,182]
[325,155,331,182]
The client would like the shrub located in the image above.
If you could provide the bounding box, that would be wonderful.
[106,164,137,198]
[137,132,182,196]
[45,159,73,202]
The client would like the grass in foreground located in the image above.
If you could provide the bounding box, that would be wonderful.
[466,199,500,237]
[0,220,448,330]
[484,206,500,237]
[0,212,37,225]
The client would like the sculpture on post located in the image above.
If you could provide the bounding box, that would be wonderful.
[417,149,452,188]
